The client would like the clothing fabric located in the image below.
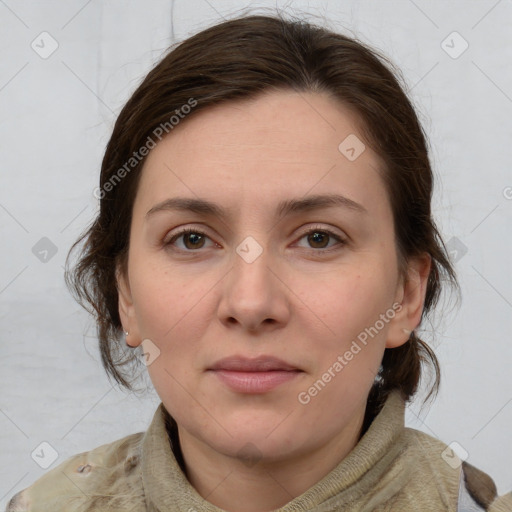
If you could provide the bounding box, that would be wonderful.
[6,391,511,511]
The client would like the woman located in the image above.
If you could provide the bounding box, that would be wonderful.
[6,13,511,512]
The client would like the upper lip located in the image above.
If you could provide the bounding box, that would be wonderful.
[208,356,301,372]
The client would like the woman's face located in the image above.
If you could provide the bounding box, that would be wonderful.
[118,90,429,465]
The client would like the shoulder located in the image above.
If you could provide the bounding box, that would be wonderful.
[5,431,146,512]
[403,426,511,511]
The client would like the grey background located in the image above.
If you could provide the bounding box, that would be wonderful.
[1,0,511,507]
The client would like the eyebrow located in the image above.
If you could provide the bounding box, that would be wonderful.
[146,193,368,221]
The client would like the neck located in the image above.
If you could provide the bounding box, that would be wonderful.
[175,408,367,512]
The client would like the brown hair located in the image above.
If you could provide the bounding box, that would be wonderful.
[65,13,459,413]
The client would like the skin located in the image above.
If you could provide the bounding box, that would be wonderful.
[117,89,431,512]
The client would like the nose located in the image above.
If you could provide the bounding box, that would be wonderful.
[217,240,290,334]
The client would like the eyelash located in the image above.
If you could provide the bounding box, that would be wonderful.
[163,225,347,254]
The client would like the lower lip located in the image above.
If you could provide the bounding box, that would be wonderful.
[211,370,302,393]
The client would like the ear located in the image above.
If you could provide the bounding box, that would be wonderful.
[386,252,431,349]
[117,264,142,348]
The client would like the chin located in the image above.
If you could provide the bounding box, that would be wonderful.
[209,417,306,462]
[218,434,302,466]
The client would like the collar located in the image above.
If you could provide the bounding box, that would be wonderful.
[141,391,406,511]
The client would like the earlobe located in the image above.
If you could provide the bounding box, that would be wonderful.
[116,265,142,348]
[386,253,431,349]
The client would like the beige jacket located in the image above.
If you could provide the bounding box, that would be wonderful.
[6,391,512,511]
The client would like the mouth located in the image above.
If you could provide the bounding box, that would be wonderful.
[207,356,303,393]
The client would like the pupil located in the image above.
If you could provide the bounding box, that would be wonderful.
[310,232,327,247]
[187,233,202,247]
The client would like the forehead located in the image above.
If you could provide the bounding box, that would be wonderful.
[153,90,371,161]
[135,90,389,222]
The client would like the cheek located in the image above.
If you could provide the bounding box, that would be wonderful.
[297,274,392,405]
[128,260,209,413]
[298,267,396,402]
[129,250,211,339]
[308,269,395,344]
[127,256,221,413]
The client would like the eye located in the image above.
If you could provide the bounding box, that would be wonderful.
[163,225,346,253]
[164,228,215,251]
[295,226,346,251]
